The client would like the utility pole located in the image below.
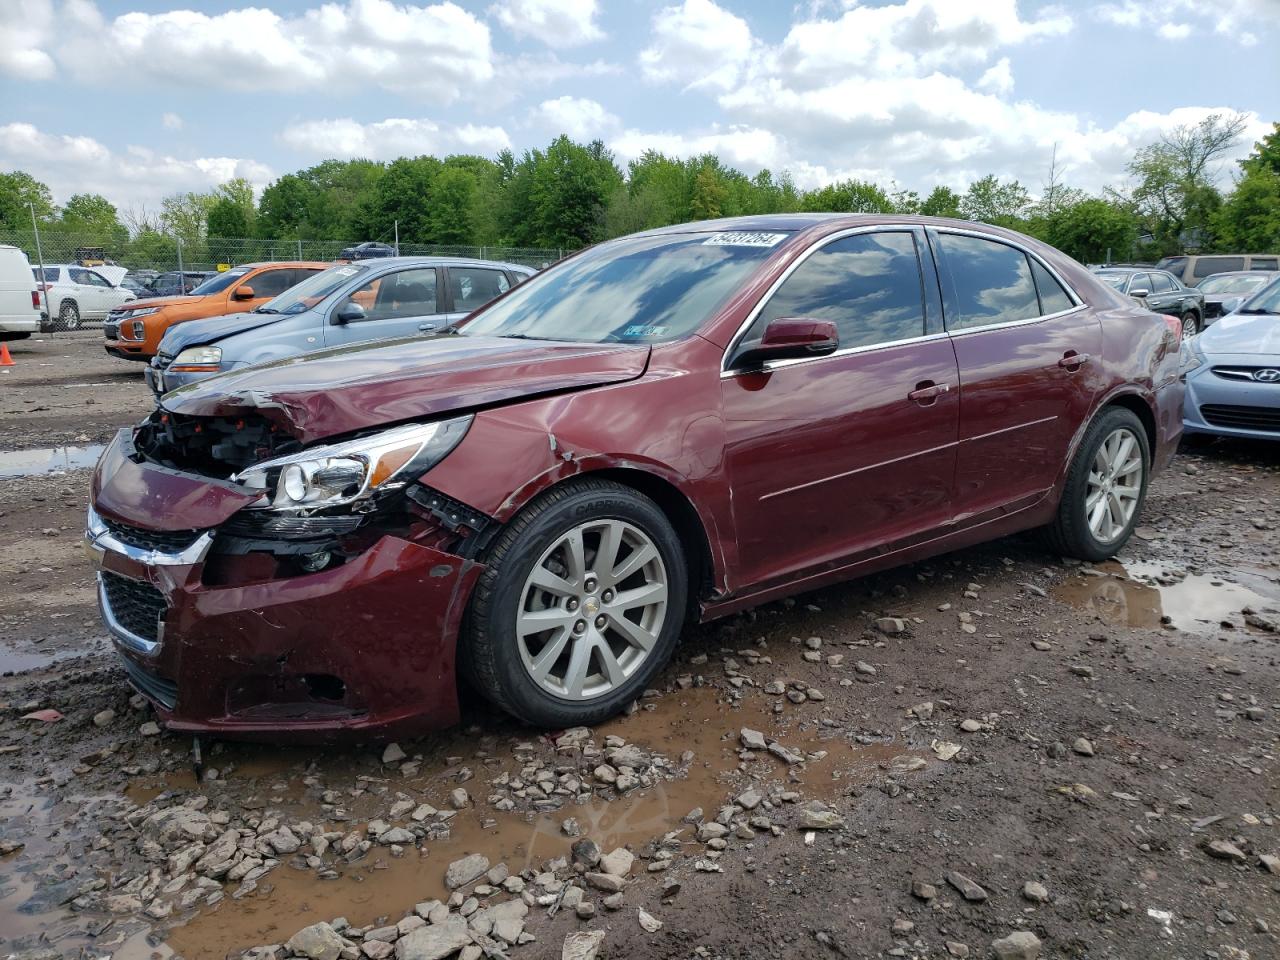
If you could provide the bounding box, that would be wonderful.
[28,201,47,289]
[394,220,400,256]
[176,237,184,279]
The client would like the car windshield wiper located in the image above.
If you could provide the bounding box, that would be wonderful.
[1236,307,1279,315]
[253,307,280,314]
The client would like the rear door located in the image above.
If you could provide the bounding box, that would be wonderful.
[722,227,959,590]
[933,229,1103,520]
[323,266,444,347]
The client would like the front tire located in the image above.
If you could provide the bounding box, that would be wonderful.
[58,300,80,331]
[466,478,688,728]
[1046,407,1150,561]
[1181,312,1199,340]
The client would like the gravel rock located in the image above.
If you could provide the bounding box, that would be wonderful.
[286,923,345,960]
[382,743,406,764]
[1072,737,1095,757]
[395,915,469,960]
[740,728,767,750]
[444,853,490,889]
[561,930,606,960]
[637,908,662,932]
[799,801,844,830]
[1204,839,1246,862]
[1022,881,1049,903]
[599,847,634,877]
[991,930,1042,960]
[875,617,906,635]
[945,870,988,902]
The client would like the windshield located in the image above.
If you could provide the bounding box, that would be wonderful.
[1239,276,1280,314]
[1197,273,1272,294]
[460,232,790,343]
[260,263,366,315]
[189,269,250,295]
[1096,273,1128,290]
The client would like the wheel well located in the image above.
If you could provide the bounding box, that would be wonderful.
[582,467,714,613]
[1103,394,1156,454]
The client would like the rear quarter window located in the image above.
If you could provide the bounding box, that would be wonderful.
[1192,256,1245,279]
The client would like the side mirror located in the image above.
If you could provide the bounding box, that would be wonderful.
[232,284,256,301]
[1220,296,1244,316]
[733,317,839,370]
[1129,288,1150,300]
[334,301,366,324]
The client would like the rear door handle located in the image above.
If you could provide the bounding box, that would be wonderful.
[1058,351,1091,370]
[908,381,950,405]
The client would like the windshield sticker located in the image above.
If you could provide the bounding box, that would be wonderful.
[336,266,361,277]
[703,232,788,248]
[623,324,669,338]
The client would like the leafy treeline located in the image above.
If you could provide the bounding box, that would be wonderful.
[2,115,1277,266]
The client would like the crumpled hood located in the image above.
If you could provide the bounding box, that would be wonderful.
[1199,312,1280,359]
[159,309,282,356]
[160,335,652,444]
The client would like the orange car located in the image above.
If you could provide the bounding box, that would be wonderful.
[103,261,329,362]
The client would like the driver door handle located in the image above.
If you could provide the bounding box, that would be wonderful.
[908,381,950,405]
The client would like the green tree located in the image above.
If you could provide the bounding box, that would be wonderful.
[207,197,252,238]
[502,136,623,248]
[59,193,127,245]
[919,185,962,218]
[1043,198,1138,263]
[257,173,321,238]
[0,170,56,228]
[369,156,442,242]
[800,179,895,213]
[427,166,480,244]
[160,191,215,243]
[959,175,1031,226]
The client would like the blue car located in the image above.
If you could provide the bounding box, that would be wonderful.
[147,256,533,398]
[1182,275,1280,440]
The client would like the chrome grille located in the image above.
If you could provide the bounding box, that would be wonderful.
[101,571,167,645]
[103,518,204,553]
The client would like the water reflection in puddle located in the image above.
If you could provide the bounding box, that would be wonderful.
[1056,560,1280,632]
[0,444,105,479]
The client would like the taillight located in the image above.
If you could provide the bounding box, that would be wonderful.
[31,290,40,309]
[1160,314,1181,339]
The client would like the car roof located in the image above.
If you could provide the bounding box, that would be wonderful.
[341,255,535,272]
[230,261,332,270]
[1202,270,1280,278]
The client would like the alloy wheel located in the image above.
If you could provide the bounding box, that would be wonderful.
[1085,427,1144,544]
[1181,313,1198,340]
[59,302,80,331]
[516,518,668,701]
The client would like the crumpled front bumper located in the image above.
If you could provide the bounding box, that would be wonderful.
[86,428,481,741]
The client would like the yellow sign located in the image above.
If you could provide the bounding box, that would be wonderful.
[216,263,231,272]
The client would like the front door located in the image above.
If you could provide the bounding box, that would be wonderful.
[722,228,960,591]
[931,230,1103,520]
[324,266,445,347]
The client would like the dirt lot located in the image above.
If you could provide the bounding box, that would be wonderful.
[2,331,1279,960]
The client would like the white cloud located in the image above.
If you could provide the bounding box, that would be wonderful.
[18,0,497,100]
[977,57,1014,96]
[490,0,604,47]
[161,112,183,131]
[535,96,619,140]
[0,0,57,78]
[1096,0,1280,46]
[0,122,273,209]
[280,117,511,160]
[639,0,755,91]
[1158,22,1191,39]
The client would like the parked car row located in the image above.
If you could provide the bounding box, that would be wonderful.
[87,214,1192,742]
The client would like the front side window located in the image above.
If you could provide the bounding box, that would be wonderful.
[451,268,510,313]
[347,268,439,320]
[938,233,1039,330]
[736,231,925,355]
[461,232,784,344]
[245,268,298,300]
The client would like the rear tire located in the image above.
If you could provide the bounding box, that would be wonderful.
[466,478,687,728]
[1045,407,1150,562]
[57,300,80,331]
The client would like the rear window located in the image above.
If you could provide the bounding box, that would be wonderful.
[1251,258,1278,271]
[1191,256,1245,279]
[32,267,60,282]
[1155,256,1185,272]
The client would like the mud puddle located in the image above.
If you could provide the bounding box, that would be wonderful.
[0,444,105,479]
[1056,559,1280,632]
[163,687,930,960]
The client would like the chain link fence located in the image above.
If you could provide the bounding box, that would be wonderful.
[0,229,567,274]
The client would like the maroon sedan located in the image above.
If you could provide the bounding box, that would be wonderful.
[86,215,1184,739]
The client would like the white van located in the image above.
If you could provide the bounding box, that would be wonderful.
[0,244,42,341]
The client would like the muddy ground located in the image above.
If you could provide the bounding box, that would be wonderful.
[2,331,1279,960]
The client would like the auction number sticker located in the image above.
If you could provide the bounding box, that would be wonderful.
[702,232,788,248]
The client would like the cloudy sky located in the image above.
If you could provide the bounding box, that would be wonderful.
[1,0,1277,212]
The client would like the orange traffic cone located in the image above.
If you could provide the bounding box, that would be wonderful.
[0,343,14,366]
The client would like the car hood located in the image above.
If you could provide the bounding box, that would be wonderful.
[159,310,284,355]
[160,335,652,444]
[120,294,203,312]
[1199,312,1280,357]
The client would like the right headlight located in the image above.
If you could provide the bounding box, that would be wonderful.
[170,345,222,371]
[1179,340,1204,381]
[235,417,473,513]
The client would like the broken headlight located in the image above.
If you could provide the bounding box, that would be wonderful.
[235,417,472,512]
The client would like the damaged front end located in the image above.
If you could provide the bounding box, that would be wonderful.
[87,408,499,740]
